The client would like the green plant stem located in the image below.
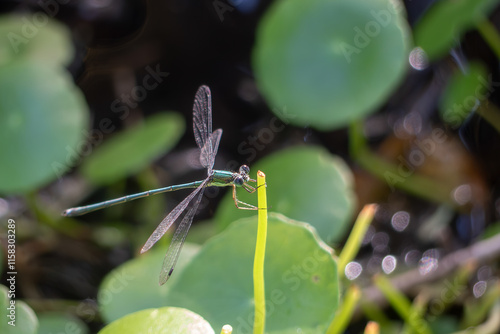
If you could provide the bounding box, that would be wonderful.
[462,282,500,328]
[476,103,500,134]
[374,275,432,334]
[364,321,380,334]
[325,285,361,334]
[363,233,500,309]
[338,204,377,276]
[401,293,428,334]
[360,300,391,327]
[476,17,500,60]
[455,300,500,334]
[253,170,267,334]
[349,121,456,207]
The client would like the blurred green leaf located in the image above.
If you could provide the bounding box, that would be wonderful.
[428,316,458,334]
[98,307,214,334]
[440,62,489,128]
[37,312,89,334]
[166,214,339,333]
[0,14,74,67]
[81,112,185,185]
[0,285,38,334]
[462,282,500,328]
[216,146,356,243]
[377,323,403,334]
[480,221,500,240]
[99,243,200,323]
[414,0,499,60]
[0,62,88,194]
[253,0,410,130]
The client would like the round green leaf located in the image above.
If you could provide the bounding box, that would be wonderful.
[253,0,410,130]
[0,62,88,194]
[165,214,339,334]
[99,307,214,334]
[81,112,185,185]
[37,312,89,334]
[414,0,499,60]
[99,244,200,323]
[216,146,355,243]
[440,62,488,128]
[0,285,38,334]
[0,14,74,67]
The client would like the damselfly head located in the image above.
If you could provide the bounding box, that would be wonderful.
[234,176,245,186]
[239,165,250,176]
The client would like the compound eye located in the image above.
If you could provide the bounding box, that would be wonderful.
[239,165,250,175]
[234,176,244,186]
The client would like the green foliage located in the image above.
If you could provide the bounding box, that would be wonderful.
[37,312,89,334]
[0,14,74,67]
[0,14,88,194]
[4,1,498,331]
[374,275,432,334]
[253,0,410,130]
[166,214,339,333]
[98,214,339,333]
[480,221,500,240]
[0,285,38,334]
[216,146,355,243]
[440,62,489,128]
[428,316,459,334]
[99,244,200,323]
[414,0,499,60]
[81,112,185,185]
[325,285,360,334]
[99,307,214,334]
[0,63,88,194]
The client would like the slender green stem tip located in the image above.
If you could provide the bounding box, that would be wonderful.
[477,18,500,60]
[253,171,267,334]
[326,285,361,334]
[364,321,380,334]
[374,275,431,334]
[338,204,377,276]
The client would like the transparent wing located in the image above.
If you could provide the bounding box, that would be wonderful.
[140,179,208,254]
[158,185,205,285]
[200,128,222,172]
[193,85,212,156]
[193,85,221,172]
